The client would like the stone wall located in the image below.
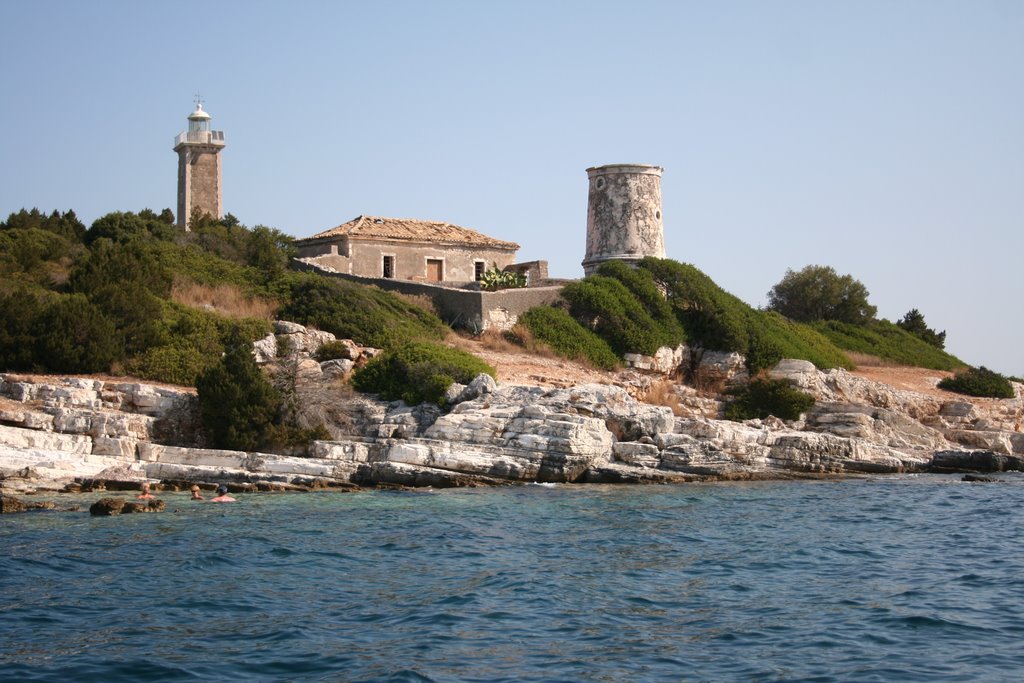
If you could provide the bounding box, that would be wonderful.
[294,260,564,331]
[177,145,223,228]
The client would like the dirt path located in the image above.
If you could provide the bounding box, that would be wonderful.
[452,335,975,400]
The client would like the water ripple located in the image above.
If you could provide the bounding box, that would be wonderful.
[4,478,1024,681]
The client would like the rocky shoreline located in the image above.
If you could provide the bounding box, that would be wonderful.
[1,323,1022,500]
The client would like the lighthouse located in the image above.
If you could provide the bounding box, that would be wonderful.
[174,101,225,230]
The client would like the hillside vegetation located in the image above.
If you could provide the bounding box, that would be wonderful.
[0,208,457,385]
[1,207,497,450]
[517,257,973,379]
[2,207,1007,424]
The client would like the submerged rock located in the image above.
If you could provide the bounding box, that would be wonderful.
[89,497,166,515]
[1,495,57,513]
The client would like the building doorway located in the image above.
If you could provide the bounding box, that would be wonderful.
[426,259,443,282]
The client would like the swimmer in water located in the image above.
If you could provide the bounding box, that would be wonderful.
[137,483,156,500]
[190,485,204,500]
[210,484,236,503]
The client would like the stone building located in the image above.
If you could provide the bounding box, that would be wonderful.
[582,163,665,275]
[174,103,225,230]
[295,215,520,284]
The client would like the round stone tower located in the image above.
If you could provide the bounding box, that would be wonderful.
[582,164,665,275]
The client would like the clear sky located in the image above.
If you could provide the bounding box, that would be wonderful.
[2,1,1021,376]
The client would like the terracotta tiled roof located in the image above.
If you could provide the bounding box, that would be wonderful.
[301,215,520,250]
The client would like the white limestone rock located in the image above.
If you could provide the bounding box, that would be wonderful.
[443,382,468,405]
[393,440,541,480]
[805,403,949,451]
[624,344,687,375]
[693,350,749,388]
[769,359,817,384]
[612,441,661,468]
[309,440,373,462]
[273,320,307,335]
[542,384,675,440]
[0,407,54,431]
[0,424,93,455]
[110,383,193,416]
[274,320,337,355]
[446,373,498,405]
[320,359,355,379]
[252,334,278,364]
[92,437,139,459]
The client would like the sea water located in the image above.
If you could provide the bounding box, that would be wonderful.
[2,475,1024,682]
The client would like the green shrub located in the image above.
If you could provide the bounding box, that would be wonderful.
[183,217,296,285]
[812,319,962,370]
[122,303,270,386]
[639,258,750,352]
[561,274,680,356]
[595,260,685,341]
[636,258,852,371]
[766,264,877,324]
[70,239,173,299]
[91,285,168,357]
[263,423,332,455]
[518,306,620,370]
[279,274,447,350]
[153,241,268,294]
[0,289,56,371]
[938,366,1015,399]
[724,378,816,421]
[896,308,946,349]
[3,208,87,243]
[0,228,77,279]
[126,345,212,387]
[746,312,854,372]
[352,341,496,406]
[479,266,526,291]
[196,332,283,451]
[314,340,353,362]
[31,294,119,374]
[85,211,176,245]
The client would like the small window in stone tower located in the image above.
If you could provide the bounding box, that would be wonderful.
[474,261,486,281]
[382,255,395,279]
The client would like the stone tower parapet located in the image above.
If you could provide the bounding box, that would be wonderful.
[582,164,665,275]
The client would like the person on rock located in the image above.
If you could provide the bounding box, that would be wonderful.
[210,484,236,503]
[136,483,156,500]
[190,485,204,500]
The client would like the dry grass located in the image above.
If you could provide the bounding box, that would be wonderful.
[637,379,686,416]
[449,327,558,360]
[171,279,278,320]
[474,328,524,354]
[503,325,559,358]
[845,351,900,368]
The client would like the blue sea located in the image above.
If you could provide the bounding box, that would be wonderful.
[3,475,1024,682]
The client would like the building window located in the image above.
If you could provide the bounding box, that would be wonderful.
[426,258,443,282]
[382,255,394,279]
[474,261,486,281]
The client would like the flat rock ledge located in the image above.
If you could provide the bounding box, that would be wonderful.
[2,365,1022,494]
